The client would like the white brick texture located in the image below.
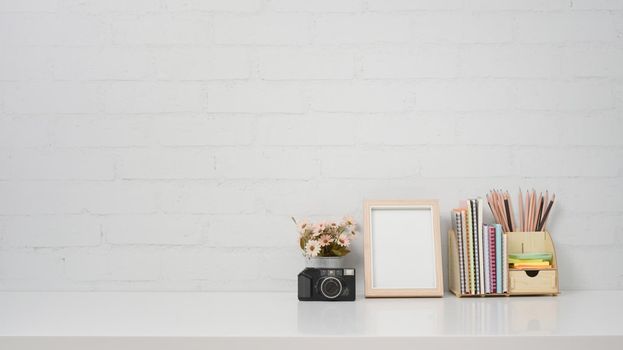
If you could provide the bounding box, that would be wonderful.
[0,0,622,292]
[314,14,411,44]
[206,82,305,113]
[258,48,355,80]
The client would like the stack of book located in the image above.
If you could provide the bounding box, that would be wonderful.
[452,198,508,295]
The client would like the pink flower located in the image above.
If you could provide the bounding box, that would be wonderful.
[318,234,333,247]
[337,233,350,247]
[305,240,322,257]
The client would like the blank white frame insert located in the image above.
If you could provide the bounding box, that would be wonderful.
[364,200,443,297]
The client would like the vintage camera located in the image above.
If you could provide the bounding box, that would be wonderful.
[298,268,356,301]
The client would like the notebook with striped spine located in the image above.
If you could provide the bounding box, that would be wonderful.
[470,199,480,294]
[460,209,470,294]
[453,210,467,294]
[477,198,484,295]
[495,224,502,294]
[489,225,497,293]
[465,203,474,294]
[483,224,490,294]
[502,232,508,293]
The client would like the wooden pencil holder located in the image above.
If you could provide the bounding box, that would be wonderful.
[449,230,559,297]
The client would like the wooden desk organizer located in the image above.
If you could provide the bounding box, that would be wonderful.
[449,230,559,297]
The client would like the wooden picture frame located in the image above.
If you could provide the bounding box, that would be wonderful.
[363,200,443,297]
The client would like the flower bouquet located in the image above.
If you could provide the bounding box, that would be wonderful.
[292,217,358,258]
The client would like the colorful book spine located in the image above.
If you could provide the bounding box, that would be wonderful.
[495,224,502,294]
[489,225,496,293]
[483,224,490,294]
[453,199,512,296]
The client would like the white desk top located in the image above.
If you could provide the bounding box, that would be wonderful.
[1,290,622,338]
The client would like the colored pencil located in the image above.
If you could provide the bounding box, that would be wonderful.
[518,189,524,232]
[537,194,556,231]
[536,194,544,232]
[487,189,556,233]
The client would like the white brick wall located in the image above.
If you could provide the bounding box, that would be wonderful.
[206,82,306,113]
[0,0,622,292]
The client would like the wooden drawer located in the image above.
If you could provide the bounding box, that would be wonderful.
[509,270,557,294]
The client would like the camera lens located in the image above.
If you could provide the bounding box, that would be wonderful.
[320,277,343,299]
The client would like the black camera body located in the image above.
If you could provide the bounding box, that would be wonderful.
[298,267,356,301]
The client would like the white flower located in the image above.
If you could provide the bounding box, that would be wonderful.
[312,223,324,237]
[318,234,333,247]
[337,233,350,247]
[297,220,311,233]
[349,228,357,237]
[305,240,322,257]
[342,216,355,227]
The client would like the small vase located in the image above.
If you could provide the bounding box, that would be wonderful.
[306,256,344,269]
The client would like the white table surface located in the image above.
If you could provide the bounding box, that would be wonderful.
[1,291,622,349]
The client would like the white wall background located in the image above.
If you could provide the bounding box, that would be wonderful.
[0,0,622,292]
